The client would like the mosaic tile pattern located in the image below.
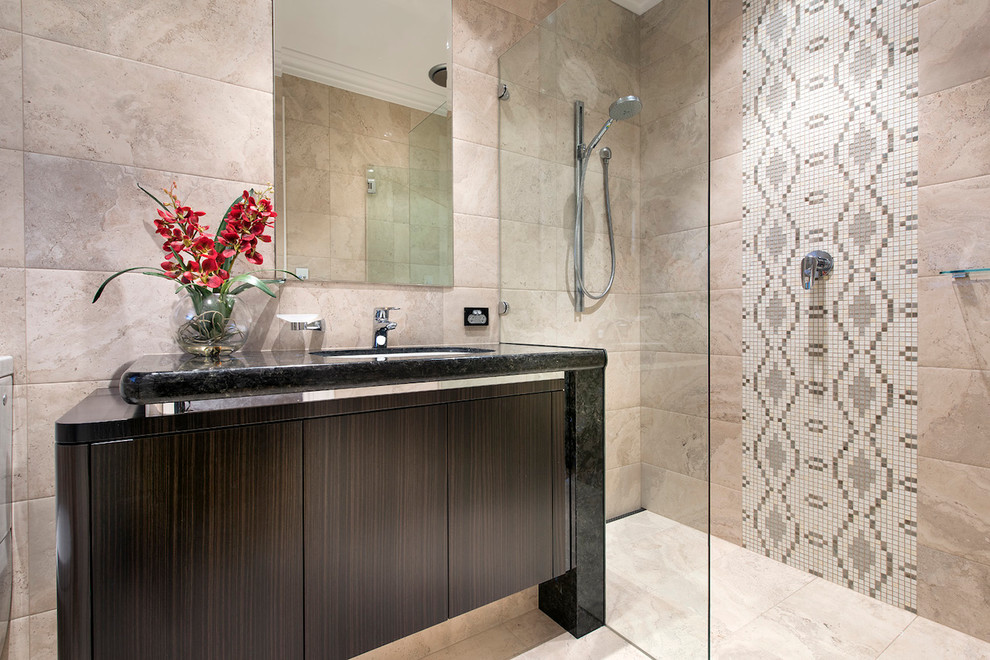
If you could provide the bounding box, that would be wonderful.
[741,0,919,611]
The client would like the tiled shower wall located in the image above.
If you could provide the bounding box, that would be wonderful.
[741,0,920,610]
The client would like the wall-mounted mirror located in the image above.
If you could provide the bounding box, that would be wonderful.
[274,0,453,286]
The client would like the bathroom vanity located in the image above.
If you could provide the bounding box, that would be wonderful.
[55,344,606,660]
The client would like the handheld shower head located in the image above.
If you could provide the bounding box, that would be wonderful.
[585,95,642,154]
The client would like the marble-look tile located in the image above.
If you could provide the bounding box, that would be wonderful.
[452,213,498,289]
[0,148,24,267]
[441,288,500,346]
[711,354,742,423]
[553,292,641,353]
[709,545,815,636]
[711,221,743,290]
[640,228,707,294]
[918,457,990,564]
[919,0,990,96]
[918,174,990,276]
[640,351,707,417]
[0,29,22,151]
[452,65,498,149]
[711,288,742,356]
[7,614,29,660]
[919,276,990,369]
[606,509,679,542]
[11,384,26,502]
[285,120,331,171]
[329,87,411,144]
[328,129,408,175]
[640,0,708,68]
[280,74,330,126]
[711,484,742,546]
[515,626,651,659]
[918,544,990,642]
[711,419,742,490]
[285,165,331,215]
[329,215,365,261]
[716,578,915,658]
[606,463,641,520]
[919,366,990,467]
[711,84,744,161]
[453,0,534,77]
[604,350,640,411]
[552,0,638,67]
[503,608,564,651]
[23,37,273,183]
[26,382,105,499]
[452,139,498,217]
[26,268,174,382]
[879,610,990,658]
[330,172,367,220]
[640,291,706,354]
[26,497,53,614]
[919,75,990,186]
[421,625,527,660]
[640,407,707,480]
[605,407,640,471]
[640,164,708,237]
[640,464,708,532]
[712,0,743,30]
[497,289,557,345]
[23,0,272,91]
[0,0,18,31]
[641,100,708,181]
[23,154,270,272]
[639,34,707,125]
[11,501,28,619]
[500,220,558,291]
[711,15,743,97]
[28,609,56,660]
[605,569,708,658]
[550,40,639,125]
[711,151,743,227]
[0,268,26,383]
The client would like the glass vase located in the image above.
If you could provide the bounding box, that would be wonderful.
[171,290,252,359]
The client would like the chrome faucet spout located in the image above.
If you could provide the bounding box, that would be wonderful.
[373,307,400,348]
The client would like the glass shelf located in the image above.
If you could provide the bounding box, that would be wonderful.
[939,268,990,279]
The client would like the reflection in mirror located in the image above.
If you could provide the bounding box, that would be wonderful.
[274,0,453,286]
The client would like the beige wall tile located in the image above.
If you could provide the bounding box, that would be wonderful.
[641,407,707,480]
[640,351,707,416]
[11,501,27,620]
[497,289,558,345]
[22,0,272,91]
[640,292,706,354]
[918,174,990,276]
[918,543,990,642]
[453,213,498,289]
[919,0,990,96]
[640,0,708,68]
[641,463,707,532]
[452,139,498,217]
[28,609,56,659]
[711,152,743,227]
[711,221,743,290]
[280,74,330,126]
[11,384,25,502]
[553,292,641,352]
[710,84,743,161]
[919,75,990,186]
[26,496,53,614]
[452,65,499,148]
[23,154,270,272]
[605,350,640,411]
[500,220,558,290]
[640,164,707,237]
[919,457,990,565]
[711,15,743,97]
[711,0,743,29]
[919,366,990,467]
[7,615,28,660]
[0,0,18,31]
[329,215,365,261]
[441,288,500,345]
[329,87,411,143]
[23,37,273,183]
[484,0,557,24]
[639,36,707,124]
[0,29,22,150]
[552,0,638,66]
[605,407,640,471]
[606,462,641,520]
[919,276,990,369]
[0,268,26,383]
[711,354,742,423]
[711,288,742,357]
[453,0,534,77]
[26,269,174,383]
[641,100,708,180]
[711,483,742,545]
[711,419,742,490]
[640,228,707,294]
[0,149,23,268]
[284,165,331,215]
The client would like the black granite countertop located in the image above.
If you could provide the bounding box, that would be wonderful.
[118,342,607,405]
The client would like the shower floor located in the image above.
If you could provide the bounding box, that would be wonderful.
[417,510,990,659]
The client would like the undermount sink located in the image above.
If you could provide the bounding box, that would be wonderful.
[311,346,495,360]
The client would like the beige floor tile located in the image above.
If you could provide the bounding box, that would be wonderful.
[513,627,651,659]
[878,615,990,659]
[424,625,528,660]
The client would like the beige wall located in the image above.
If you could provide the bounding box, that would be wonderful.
[916,0,990,641]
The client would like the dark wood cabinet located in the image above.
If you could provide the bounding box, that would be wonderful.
[88,423,305,660]
[57,380,569,660]
[303,407,448,660]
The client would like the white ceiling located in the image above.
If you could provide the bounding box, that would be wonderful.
[275,0,451,112]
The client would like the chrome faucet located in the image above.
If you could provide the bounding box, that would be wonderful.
[373,307,400,348]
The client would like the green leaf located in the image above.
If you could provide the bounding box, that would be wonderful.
[226,272,277,297]
[92,267,170,303]
[137,183,171,213]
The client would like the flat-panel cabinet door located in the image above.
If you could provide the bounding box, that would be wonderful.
[448,393,555,617]
[89,423,305,660]
[303,406,448,660]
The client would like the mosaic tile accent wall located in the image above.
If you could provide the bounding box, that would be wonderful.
[741,0,919,610]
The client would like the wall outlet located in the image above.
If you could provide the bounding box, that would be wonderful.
[464,307,489,326]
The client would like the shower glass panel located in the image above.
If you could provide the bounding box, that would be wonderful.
[498,0,712,656]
